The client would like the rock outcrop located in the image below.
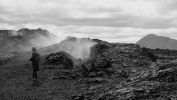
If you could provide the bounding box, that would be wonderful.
[45,51,74,68]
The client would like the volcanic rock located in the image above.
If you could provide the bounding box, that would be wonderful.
[45,51,74,68]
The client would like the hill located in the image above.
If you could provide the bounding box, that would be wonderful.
[137,34,177,50]
[0,28,58,53]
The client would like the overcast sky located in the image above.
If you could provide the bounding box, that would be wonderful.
[0,0,177,43]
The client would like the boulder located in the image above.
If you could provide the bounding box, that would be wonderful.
[45,51,74,68]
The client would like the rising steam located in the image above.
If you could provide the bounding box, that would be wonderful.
[0,28,97,60]
[58,37,96,59]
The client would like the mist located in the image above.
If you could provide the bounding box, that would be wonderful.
[48,37,97,60]
[0,28,97,60]
[28,32,60,48]
[0,28,61,53]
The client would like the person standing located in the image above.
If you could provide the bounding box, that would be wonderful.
[30,47,40,81]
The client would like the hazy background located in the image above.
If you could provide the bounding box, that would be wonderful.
[0,0,177,43]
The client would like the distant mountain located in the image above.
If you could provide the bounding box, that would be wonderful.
[0,28,59,53]
[137,34,177,50]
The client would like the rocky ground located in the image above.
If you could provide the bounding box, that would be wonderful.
[1,39,177,100]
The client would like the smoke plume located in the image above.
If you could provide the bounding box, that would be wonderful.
[58,37,96,59]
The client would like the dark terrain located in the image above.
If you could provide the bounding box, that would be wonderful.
[1,38,177,100]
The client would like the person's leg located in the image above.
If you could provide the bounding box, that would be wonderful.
[32,71,34,79]
[33,72,35,79]
[34,71,37,80]
[32,61,39,80]
[35,71,38,80]
[32,71,37,80]
[35,62,39,80]
[32,62,35,80]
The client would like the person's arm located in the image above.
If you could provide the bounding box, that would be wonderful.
[29,53,34,61]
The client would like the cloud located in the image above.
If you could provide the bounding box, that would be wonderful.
[46,25,177,43]
[0,0,177,43]
[0,0,176,28]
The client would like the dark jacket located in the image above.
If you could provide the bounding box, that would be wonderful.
[30,52,40,71]
[30,52,40,62]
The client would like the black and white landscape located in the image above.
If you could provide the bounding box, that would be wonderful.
[1,0,177,100]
